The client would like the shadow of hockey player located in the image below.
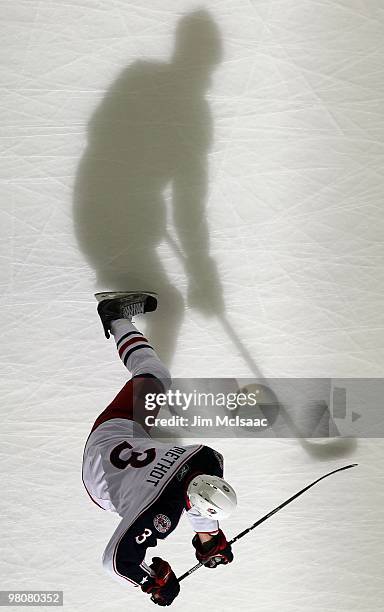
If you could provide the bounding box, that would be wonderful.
[73,11,356,461]
[73,11,224,366]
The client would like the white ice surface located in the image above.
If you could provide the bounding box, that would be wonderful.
[1,1,384,611]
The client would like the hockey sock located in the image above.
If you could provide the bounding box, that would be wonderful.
[110,319,171,391]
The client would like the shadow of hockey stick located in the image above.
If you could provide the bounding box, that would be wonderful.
[165,231,356,457]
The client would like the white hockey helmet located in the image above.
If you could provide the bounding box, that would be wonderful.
[187,475,237,520]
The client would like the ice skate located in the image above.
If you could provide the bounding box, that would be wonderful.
[95,291,158,338]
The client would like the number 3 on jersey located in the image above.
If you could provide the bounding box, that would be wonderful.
[135,528,152,544]
[110,441,156,470]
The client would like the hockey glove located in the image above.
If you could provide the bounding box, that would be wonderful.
[192,529,233,568]
[141,557,180,606]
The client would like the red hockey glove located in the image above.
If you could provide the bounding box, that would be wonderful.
[192,529,234,568]
[141,557,180,606]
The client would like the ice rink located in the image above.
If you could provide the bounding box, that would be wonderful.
[2,1,384,611]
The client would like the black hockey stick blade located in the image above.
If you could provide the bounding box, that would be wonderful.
[178,463,358,582]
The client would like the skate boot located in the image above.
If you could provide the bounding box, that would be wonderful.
[95,291,158,338]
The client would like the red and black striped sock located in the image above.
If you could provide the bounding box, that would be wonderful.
[110,319,171,390]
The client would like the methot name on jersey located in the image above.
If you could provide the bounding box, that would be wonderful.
[146,446,187,487]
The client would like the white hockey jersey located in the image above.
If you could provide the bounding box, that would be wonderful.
[82,418,223,587]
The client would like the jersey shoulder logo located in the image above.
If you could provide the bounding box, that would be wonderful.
[153,514,172,533]
[176,464,190,481]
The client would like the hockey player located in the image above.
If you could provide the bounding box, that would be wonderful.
[82,292,237,606]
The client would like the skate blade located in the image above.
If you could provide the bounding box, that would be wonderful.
[94,291,158,303]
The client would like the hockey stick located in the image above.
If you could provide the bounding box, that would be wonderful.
[178,463,357,582]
